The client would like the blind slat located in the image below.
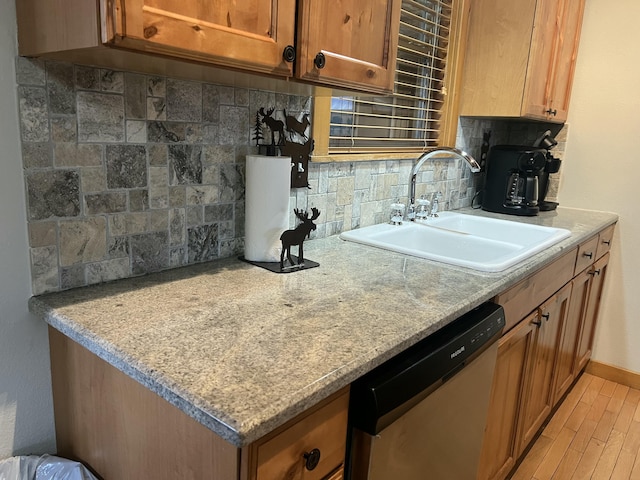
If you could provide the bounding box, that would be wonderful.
[329,0,452,154]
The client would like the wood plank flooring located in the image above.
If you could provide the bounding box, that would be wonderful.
[511,373,640,479]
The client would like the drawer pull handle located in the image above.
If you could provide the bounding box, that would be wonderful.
[303,448,321,471]
[541,313,550,321]
[314,52,326,69]
[532,319,542,327]
[583,252,593,259]
[282,45,296,63]
[603,240,611,245]
[589,269,601,276]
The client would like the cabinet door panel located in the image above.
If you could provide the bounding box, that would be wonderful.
[519,283,571,450]
[477,315,536,480]
[548,0,585,122]
[252,390,349,480]
[296,0,401,93]
[553,272,589,404]
[522,0,560,120]
[108,0,296,76]
[596,224,615,259]
[576,253,610,372]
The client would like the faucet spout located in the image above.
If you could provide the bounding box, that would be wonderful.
[408,147,480,219]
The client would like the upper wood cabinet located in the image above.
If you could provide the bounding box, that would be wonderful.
[460,0,585,123]
[103,0,297,77]
[295,0,401,93]
[16,0,401,94]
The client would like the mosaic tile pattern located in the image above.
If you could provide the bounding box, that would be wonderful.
[16,57,567,295]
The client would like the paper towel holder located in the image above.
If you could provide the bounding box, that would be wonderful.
[253,106,313,188]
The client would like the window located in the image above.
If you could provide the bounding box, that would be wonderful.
[312,0,467,161]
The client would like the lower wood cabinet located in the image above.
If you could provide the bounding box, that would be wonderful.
[48,327,349,480]
[477,315,536,480]
[552,269,590,403]
[245,390,348,480]
[518,283,572,451]
[575,253,610,372]
[479,223,615,480]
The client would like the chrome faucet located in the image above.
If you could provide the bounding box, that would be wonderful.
[429,191,442,217]
[407,147,480,221]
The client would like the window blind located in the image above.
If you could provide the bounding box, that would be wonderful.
[329,0,453,153]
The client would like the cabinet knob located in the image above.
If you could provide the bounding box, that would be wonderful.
[603,240,611,245]
[314,52,326,69]
[283,45,296,63]
[546,108,558,116]
[541,313,550,321]
[583,251,593,259]
[303,448,321,470]
[589,269,601,276]
[531,319,542,327]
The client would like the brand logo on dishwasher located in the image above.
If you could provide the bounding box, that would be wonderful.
[450,345,466,359]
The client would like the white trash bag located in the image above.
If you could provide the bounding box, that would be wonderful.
[0,455,98,480]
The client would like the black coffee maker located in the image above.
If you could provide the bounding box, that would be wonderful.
[482,145,547,216]
[534,130,562,211]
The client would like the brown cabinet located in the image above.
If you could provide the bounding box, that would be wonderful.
[16,0,401,94]
[518,283,571,450]
[477,315,536,480]
[480,223,616,480]
[246,389,349,480]
[48,327,349,480]
[295,0,401,93]
[460,0,585,122]
[104,0,297,77]
[575,253,610,372]
[553,268,590,403]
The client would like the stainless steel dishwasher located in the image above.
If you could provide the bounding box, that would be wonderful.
[346,302,505,480]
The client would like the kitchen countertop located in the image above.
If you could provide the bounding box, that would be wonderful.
[29,207,618,447]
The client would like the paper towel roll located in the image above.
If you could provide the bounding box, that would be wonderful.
[244,155,291,262]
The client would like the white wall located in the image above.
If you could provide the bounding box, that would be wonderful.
[0,0,56,458]
[560,0,640,372]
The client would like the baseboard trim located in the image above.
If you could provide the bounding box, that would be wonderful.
[585,360,640,390]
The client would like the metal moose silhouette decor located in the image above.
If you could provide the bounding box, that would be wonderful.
[253,106,313,188]
[280,207,321,271]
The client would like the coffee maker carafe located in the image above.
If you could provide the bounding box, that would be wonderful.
[482,145,547,216]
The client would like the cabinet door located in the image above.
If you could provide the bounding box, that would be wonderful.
[519,283,571,450]
[547,0,586,122]
[575,253,610,372]
[105,0,296,76]
[553,271,589,404]
[477,315,536,480]
[250,389,349,480]
[522,0,561,120]
[295,0,401,93]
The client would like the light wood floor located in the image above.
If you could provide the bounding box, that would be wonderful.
[511,373,640,480]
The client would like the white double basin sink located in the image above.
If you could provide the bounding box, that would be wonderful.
[339,211,571,272]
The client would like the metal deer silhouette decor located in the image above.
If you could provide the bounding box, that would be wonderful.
[253,106,313,188]
[280,208,321,271]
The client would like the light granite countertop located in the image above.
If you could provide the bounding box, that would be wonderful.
[29,207,618,447]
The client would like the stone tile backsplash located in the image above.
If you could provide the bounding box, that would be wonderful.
[16,57,567,295]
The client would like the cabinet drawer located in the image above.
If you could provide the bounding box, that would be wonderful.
[575,234,599,275]
[596,224,615,259]
[253,388,349,480]
[494,248,577,331]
